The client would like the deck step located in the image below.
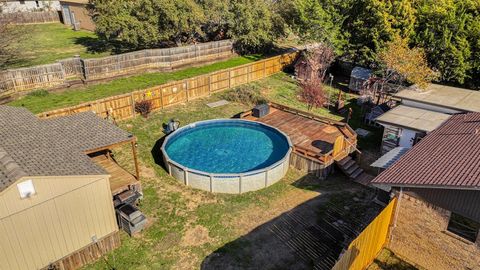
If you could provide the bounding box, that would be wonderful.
[343,159,356,170]
[336,156,352,167]
[355,173,375,185]
[350,168,364,179]
[345,164,360,175]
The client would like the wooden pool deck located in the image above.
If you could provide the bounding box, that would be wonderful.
[241,103,357,169]
[91,154,141,196]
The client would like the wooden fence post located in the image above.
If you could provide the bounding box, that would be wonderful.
[263,60,266,79]
[130,93,136,118]
[185,80,189,102]
[208,76,212,96]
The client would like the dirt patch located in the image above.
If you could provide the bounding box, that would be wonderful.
[232,188,320,235]
[181,225,213,247]
[140,165,157,179]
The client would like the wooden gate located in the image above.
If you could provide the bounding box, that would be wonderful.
[332,197,397,270]
[333,136,345,158]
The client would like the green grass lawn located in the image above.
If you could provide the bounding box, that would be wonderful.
[368,249,421,270]
[11,23,111,68]
[8,56,259,113]
[81,95,368,269]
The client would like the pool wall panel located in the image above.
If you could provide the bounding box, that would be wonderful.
[241,173,267,193]
[188,173,211,192]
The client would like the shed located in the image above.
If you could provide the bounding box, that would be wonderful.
[60,0,94,31]
[375,105,450,153]
[348,67,372,92]
[0,106,140,270]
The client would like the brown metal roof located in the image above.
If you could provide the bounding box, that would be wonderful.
[372,112,480,189]
[0,106,133,192]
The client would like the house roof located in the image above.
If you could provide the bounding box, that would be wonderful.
[375,105,451,132]
[350,67,372,80]
[0,106,133,192]
[394,84,480,112]
[372,112,480,189]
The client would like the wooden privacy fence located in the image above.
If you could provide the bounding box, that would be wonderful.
[0,11,60,24]
[82,40,233,80]
[38,52,299,120]
[0,40,234,97]
[332,198,397,270]
[0,63,67,97]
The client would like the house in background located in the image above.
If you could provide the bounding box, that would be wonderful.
[60,0,94,31]
[1,0,60,13]
[372,113,480,269]
[348,66,372,92]
[0,106,141,270]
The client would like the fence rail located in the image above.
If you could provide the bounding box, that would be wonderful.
[0,40,234,97]
[37,51,299,121]
[332,198,397,270]
[0,11,60,24]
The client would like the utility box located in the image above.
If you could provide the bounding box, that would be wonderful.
[116,204,147,236]
[252,104,270,118]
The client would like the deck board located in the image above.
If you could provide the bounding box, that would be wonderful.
[91,154,139,195]
[255,110,344,154]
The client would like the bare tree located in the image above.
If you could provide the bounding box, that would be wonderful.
[294,43,335,82]
[299,77,327,111]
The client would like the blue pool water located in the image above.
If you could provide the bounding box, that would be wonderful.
[164,120,291,174]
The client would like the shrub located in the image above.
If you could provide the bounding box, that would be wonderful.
[298,78,326,111]
[134,100,153,118]
[222,85,267,106]
[27,90,49,97]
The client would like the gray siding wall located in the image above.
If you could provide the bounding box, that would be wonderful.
[403,187,480,222]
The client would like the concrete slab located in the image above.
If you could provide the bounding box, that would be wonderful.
[206,100,230,108]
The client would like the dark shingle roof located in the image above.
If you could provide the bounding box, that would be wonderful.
[0,106,133,192]
[372,112,480,189]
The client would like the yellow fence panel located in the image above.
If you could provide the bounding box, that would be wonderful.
[333,197,397,270]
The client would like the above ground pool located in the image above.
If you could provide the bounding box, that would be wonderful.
[161,119,292,194]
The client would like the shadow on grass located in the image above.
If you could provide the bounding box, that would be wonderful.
[151,136,168,171]
[201,173,384,270]
[74,36,112,54]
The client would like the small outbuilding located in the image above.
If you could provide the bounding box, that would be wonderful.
[0,106,140,270]
[60,0,94,31]
[375,105,450,153]
[348,66,372,92]
[394,83,480,113]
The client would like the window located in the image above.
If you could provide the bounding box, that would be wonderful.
[17,180,36,199]
[447,212,480,243]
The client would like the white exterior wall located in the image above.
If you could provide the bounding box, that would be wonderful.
[2,1,61,13]
[402,100,462,115]
[398,128,417,148]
